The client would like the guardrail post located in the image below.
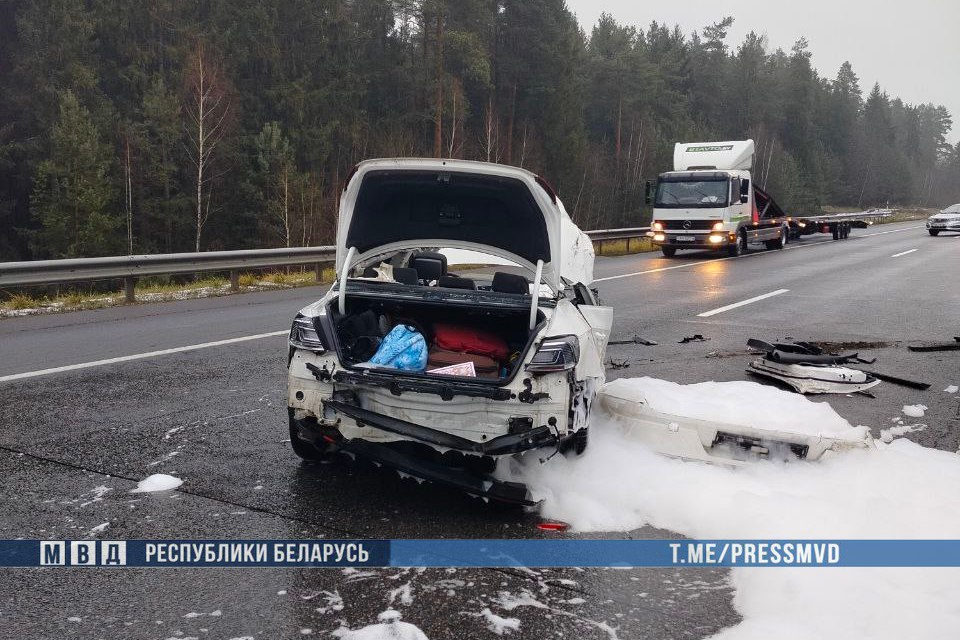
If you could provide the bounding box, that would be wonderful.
[229,270,239,292]
[314,263,323,283]
[626,237,632,253]
[123,277,137,303]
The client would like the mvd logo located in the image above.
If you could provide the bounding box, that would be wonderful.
[40,541,127,566]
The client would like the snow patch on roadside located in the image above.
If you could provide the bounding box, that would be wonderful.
[511,376,960,639]
[944,385,958,394]
[131,474,182,493]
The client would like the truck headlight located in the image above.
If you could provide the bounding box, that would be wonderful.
[526,335,579,373]
[289,315,326,352]
[712,222,724,231]
[652,221,663,231]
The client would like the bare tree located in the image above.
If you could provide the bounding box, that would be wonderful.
[184,41,231,252]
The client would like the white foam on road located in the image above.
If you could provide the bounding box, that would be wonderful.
[130,474,183,493]
[902,404,928,418]
[332,609,429,640]
[0,330,288,383]
[696,289,789,318]
[508,376,960,639]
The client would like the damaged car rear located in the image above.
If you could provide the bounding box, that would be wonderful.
[286,159,612,505]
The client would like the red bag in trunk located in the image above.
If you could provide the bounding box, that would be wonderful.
[427,348,500,378]
[432,323,510,361]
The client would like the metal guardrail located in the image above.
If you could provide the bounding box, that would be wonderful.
[584,227,651,241]
[0,229,657,301]
[0,246,336,301]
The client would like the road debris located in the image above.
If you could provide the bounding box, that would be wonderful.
[745,338,881,394]
[908,338,960,352]
[607,335,657,346]
[678,334,709,344]
[605,358,630,370]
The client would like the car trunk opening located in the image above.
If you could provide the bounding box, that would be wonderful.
[328,287,546,384]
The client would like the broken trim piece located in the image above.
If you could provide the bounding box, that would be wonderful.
[747,358,881,395]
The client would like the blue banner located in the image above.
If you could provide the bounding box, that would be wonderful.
[2,539,959,568]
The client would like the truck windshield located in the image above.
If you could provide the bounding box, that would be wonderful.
[655,179,729,208]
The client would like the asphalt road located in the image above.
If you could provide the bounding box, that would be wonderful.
[1,220,958,639]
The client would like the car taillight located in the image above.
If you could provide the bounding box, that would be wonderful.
[289,315,326,353]
[526,335,579,373]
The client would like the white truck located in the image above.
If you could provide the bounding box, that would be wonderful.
[646,140,790,257]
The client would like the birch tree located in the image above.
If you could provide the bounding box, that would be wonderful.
[184,41,231,252]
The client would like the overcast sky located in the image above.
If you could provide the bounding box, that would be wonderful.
[565,0,960,144]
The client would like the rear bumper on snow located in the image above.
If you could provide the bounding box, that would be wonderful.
[290,409,538,505]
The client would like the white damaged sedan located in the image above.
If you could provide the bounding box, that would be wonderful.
[285,159,612,505]
[927,203,960,235]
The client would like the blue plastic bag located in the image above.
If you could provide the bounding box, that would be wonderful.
[367,324,428,371]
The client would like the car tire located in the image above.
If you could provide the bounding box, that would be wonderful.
[660,246,677,258]
[928,229,940,236]
[289,415,330,461]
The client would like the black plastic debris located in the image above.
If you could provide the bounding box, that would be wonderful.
[678,334,709,344]
[857,370,930,390]
[908,341,960,352]
[606,358,630,370]
[608,335,657,346]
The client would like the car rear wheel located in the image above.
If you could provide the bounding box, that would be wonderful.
[289,413,331,461]
[660,246,677,258]
[929,229,940,236]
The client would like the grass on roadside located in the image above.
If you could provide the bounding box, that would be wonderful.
[1,268,337,317]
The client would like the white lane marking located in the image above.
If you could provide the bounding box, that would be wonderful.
[891,248,918,258]
[0,330,288,383]
[696,289,789,318]
[593,225,924,283]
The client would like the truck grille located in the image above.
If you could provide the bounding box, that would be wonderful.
[662,220,716,230]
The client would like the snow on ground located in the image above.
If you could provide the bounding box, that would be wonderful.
[130,474,182,493]
[509,377,960,639]
[944,385,958,394]
[902,404,928,418]
[331,609,429,640]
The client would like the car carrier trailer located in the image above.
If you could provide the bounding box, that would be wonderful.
[788,209,892,241]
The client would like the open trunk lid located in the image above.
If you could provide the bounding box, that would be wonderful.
[335,159,594,292]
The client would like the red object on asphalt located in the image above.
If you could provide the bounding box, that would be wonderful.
[536,521,570,532]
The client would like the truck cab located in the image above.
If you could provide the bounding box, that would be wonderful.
[647,140,790,257]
